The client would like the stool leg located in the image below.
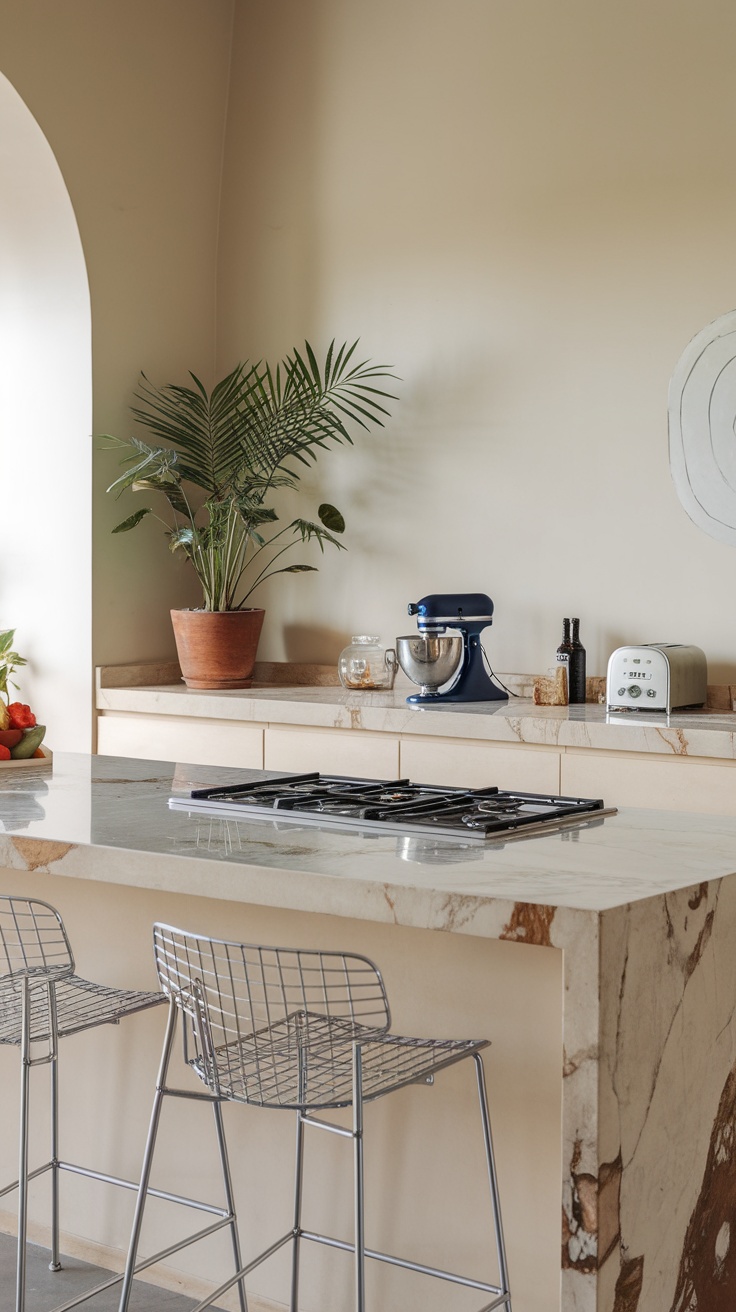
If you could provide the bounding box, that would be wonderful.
[48,983,62,1272]
[291,1036,307,1312]
[473,1053,512,1308]
[118,998,178,1312]
[290,1111,305,1312]
[352,1043,365,1312]
[211,1100,248,1312]
[16,980,31,1312]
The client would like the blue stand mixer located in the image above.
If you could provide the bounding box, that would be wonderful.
[397,592,509,705]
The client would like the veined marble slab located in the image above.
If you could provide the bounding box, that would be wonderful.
[96,677,736,760]
[2,752,736,912]
[2,752,736,1312]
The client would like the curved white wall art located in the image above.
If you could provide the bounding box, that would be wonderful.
[669,309,736,546]
[0,72,92,751]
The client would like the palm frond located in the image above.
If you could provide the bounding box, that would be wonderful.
[103,339,398,610]
[129,364,261,493]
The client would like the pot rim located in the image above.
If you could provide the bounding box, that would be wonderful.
[170,607,266,616]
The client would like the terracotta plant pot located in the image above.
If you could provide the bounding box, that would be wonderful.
[170,608,266,690]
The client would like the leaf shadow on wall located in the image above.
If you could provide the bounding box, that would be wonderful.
[325,349,512,567]
[282,624,349,665]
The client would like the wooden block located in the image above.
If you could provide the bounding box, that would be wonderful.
[586,676,607,704]
[707,684,733,710]
[533,667,568,705]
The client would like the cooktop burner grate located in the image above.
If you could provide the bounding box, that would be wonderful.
[169,773,612,842]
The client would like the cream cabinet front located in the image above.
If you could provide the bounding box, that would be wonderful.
[263,729,398,776]
[399,735,562,793]
[264,725,400,778]
[561,747,736,814]
[96,712,265,769]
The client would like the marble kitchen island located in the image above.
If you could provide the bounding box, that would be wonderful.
[1,753,736,1312]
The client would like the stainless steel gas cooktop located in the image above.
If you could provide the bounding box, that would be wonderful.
[169,773,615,843]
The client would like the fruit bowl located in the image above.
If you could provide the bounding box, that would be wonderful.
[0,710,51,768]
[0,745,52,770]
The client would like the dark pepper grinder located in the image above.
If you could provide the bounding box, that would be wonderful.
[568,618,586,704]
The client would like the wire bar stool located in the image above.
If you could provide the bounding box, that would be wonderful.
[0,895,170,1312]
[118,922,513,1312]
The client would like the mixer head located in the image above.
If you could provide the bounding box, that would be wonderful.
[407,592,495,634]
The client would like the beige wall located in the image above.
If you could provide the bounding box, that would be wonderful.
[0,0,234,684]
[218,0,736,681]
[4,0,736,718]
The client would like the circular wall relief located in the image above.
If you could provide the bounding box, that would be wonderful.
[669,309,736,545]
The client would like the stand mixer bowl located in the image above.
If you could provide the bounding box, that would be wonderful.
[396,635,463,696]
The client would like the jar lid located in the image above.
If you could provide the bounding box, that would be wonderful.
[351,635,380,643]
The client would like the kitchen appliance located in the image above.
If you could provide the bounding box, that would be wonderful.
[397,592,508,704]
[606,643,707,712]
[170,772,613,843]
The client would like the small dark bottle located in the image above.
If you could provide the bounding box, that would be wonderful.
[568,617,586,704]
[556,618,572,695]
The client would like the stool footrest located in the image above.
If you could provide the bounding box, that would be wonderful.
[301,1228,504,1295]
[300,1112,353,1138]
[47,1215,234,1312]
[1,1157,231,1220]
[56,1160,231,1217]
[0,1161,52,1201]
[187,1229,294,1312]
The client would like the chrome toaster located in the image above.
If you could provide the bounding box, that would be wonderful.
[606,643,707,712]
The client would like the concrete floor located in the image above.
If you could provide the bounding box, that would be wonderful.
[0,1233,227,1311]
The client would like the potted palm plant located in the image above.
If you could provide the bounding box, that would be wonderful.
[104,340,397,688]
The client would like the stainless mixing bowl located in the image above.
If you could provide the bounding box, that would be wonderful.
[396,634,463,696]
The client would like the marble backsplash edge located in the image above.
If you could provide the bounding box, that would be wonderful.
[95,662,736,709]
[96,660,343,689]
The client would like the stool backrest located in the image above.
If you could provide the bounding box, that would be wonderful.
[153,923,391,1096]
[0,896,74,987]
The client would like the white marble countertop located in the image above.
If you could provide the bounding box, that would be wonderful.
[97,677,736,759]
[1,753,735,922]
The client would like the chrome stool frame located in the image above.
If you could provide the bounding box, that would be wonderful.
[0,895,168,1312]
[118,922,513,1312]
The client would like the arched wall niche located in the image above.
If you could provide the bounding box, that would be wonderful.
[0,71,92,752]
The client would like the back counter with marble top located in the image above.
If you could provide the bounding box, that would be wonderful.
[96,663,736,817]
[1,751,736,1312]
[96,661,736,755]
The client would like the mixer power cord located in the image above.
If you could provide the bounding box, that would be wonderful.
[481,643,519,698]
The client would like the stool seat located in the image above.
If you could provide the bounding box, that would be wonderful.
[0,973,165,1045]
[190,1010,489,1109]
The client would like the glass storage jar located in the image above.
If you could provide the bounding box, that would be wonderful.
[338,635,397,690]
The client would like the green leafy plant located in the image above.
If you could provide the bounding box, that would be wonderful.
[103,340,398,611]
[0,629,26,705]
